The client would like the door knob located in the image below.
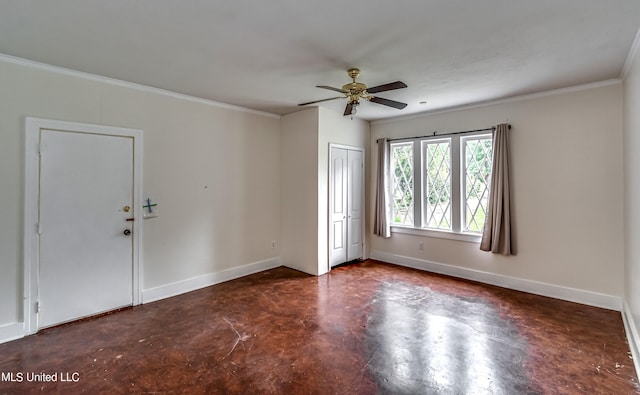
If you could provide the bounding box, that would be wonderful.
[123,229,131,236]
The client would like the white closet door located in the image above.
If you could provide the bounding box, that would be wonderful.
[329,146,364,268]
[347,149,363,261]
[330,147,348,266]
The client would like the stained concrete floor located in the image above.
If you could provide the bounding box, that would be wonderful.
[0,260,637,394]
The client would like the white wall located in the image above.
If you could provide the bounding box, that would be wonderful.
[370,83,624,302]
[623,40,640,357]
[0,59,281,334]
[280,108,319,274]
[280,107,370,275]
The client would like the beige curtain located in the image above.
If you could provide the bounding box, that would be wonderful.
[480,124,514,255]
[374,138,391,238]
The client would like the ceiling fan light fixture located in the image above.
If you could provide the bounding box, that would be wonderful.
[350,101,359,120]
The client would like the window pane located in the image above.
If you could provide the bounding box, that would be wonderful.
[464,137,493,233]
[424,141,451,230]
[391,143,414,225]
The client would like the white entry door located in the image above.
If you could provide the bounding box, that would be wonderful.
[329,146,364,267]
[38,129,135,328]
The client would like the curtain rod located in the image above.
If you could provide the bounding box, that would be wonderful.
[380,124,511,143]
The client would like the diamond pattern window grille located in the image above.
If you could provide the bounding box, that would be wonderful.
[391,143,414,225]
[464,138,493,233]
[424,141,451,230]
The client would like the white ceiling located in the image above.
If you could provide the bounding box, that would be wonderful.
[1,1,639,120]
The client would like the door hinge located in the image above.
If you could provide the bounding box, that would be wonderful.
[34,301,39,313]
[36,223,41,235]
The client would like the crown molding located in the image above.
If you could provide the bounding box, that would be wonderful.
[621,25,640,79]
[0,53,281,119]
[372,79,622,126]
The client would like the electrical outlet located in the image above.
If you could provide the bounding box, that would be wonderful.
[419,242,424,251]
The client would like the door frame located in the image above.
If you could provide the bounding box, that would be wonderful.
[328,143,365,272]
[23,117,144,335]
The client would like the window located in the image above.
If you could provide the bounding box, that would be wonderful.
[463,136,493,233]
[391,143,414,226]
[390,133,493,240]
[423,139,452,230]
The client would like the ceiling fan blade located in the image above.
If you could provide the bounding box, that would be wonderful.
[369,96,408,109]
[317,85,347,94]
[298,96,343,106]
[366,81,407,94]
[344,102,354,116]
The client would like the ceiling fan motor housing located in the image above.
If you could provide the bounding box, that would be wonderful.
[343,68,367,95]
[342,81,368,93]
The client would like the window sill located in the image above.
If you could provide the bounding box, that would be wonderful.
[391,226,482,243]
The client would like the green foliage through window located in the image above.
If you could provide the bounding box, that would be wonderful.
[464,138,492,233]
[391,144,414,225]
[424,141,451,230]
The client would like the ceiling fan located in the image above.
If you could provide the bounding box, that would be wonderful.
[299,68,408,116]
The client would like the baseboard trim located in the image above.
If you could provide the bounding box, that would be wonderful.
[622,301,640,376]
[0,322,24,344]
[370,250,622,311]
[0,258,282,345]
[141,257,282,304]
